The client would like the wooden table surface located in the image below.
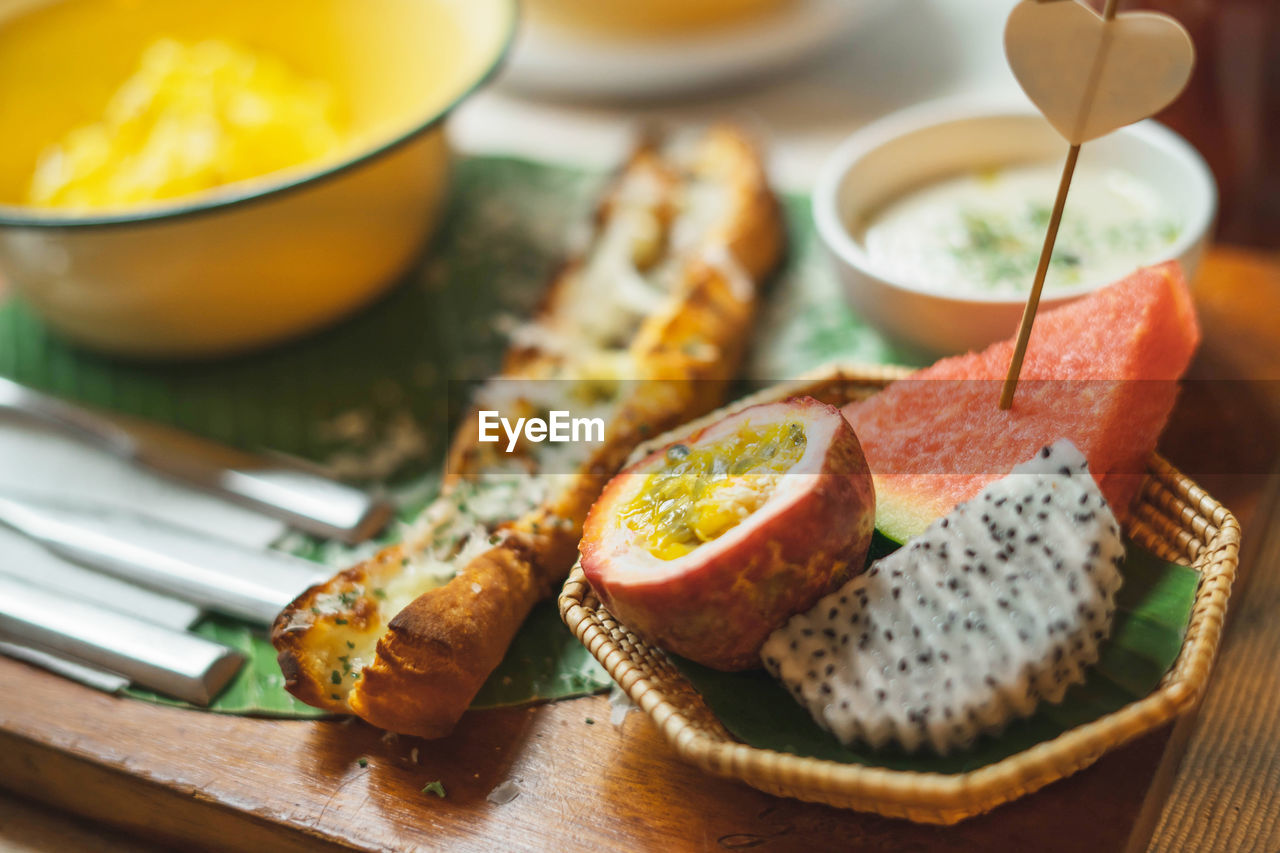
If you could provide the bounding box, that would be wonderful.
[1,247,1277,852]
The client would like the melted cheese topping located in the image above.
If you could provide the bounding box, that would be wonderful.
[305,472,551,703]
[519,158,734,366]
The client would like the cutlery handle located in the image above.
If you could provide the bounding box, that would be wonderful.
[0,640,131,693]
[0,376,393,544]
[0,577,244,705]
[0,496,325,626]
[0,376,135,456]
[212,465,393,545]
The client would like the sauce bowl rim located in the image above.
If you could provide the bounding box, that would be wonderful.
[812,96,1218,306]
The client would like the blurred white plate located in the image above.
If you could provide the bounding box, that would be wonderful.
[503,0,890,99]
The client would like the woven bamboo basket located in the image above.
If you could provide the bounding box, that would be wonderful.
[558,363,1241,825]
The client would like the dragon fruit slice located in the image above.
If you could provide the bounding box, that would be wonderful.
[760,440,1125,755]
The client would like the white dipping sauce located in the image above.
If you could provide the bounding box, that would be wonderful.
[859,163,1180,296]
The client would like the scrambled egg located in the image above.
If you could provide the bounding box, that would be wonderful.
[28,38,342,209]
[621,421,806,560]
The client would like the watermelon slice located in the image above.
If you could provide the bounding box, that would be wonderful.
[843,262,1200,542]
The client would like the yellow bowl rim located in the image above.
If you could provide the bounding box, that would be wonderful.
[0,0,518,230]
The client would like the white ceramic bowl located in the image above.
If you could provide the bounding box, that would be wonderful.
[0,0,516,359]
[812,100,1217,356]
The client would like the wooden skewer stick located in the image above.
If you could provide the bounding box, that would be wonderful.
[998,0,1121,411]
[997,144,1080,410]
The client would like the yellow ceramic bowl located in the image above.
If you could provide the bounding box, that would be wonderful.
[0,0,516,358]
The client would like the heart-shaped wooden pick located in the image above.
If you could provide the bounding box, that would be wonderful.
[1005,0,1194,144]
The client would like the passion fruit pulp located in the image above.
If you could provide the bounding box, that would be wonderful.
[580,396,875,670]
[620,421,807,560]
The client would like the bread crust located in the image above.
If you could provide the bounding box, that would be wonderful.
[272,126,783,737]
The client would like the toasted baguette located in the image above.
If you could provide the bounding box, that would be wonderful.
[272,126,783,737]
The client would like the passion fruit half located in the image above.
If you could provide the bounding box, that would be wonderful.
[580,396,875,670]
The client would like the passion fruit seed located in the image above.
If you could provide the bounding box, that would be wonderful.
[620,421,806,560]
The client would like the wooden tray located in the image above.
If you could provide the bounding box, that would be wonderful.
[558,364,1242,825]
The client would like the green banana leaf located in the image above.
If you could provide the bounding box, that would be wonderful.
[0,153,1059,722]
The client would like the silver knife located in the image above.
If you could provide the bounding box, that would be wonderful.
[0,577,244,705]
[0,376,394,544]
[0,495,329,625]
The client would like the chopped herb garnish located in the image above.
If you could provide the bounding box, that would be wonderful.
[330,693,340,701]
[357,757,368,768]
[373,588,387,600]
[585,718,595,725]
[346,641,356,649]
[331,670,342,685]
[422,781,447,798]
[310,606,321,615]
[335,618,348,625]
